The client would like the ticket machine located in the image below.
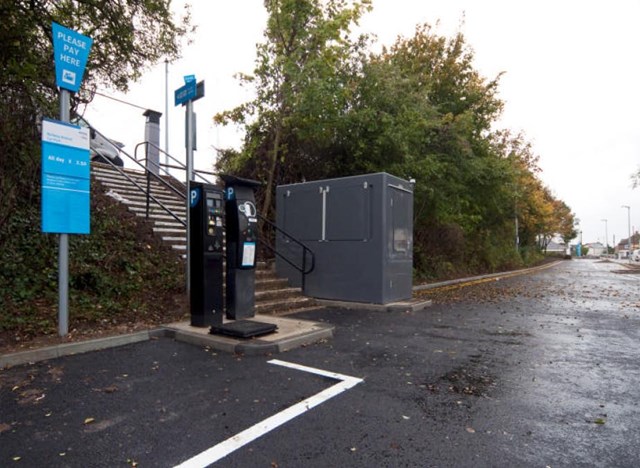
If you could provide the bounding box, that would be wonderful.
[220,174,261,319]
[189,182,225,327]
[210,174,276,337]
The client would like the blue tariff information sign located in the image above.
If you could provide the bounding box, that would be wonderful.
[41,119,91,234]
[52,22,93,93]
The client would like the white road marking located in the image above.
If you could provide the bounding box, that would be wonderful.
[174,360,363,468]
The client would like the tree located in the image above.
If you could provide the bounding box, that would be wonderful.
[215,0,372,219]
[0,0,192,235]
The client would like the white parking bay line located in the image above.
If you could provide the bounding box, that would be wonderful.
[174,360,364,468]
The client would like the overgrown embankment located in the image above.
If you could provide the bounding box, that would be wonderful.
[0,182,187,350]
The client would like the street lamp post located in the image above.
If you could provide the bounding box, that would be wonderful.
[164,58,169,167]
[622,205,631,261]
[601,218,608,256]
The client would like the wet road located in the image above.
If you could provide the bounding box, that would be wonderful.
[1,259,639,467]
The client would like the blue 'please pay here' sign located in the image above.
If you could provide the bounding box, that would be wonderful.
[52,22,93,93]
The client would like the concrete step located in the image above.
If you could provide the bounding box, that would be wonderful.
[154,227,186,235]
[98,180,183,200]
[114,195,184,208]
[255,277,290,291]
[255,296,316,315]
[135,212,186,222]
[273,304,326,317]
[161,236,186,243]
[94,175,165,189]
[128,205,186,217]
[255,287,301,302]
[95,178,183,199]
[91,166,146,179]
[154,221,186,228]
[256,269,280,280]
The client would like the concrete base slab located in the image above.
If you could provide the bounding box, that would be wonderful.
[316,298,433,312]
[1,315,334,368]
[164,314,334,355]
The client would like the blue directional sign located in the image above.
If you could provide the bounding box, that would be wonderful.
[41,119,91,234]
[175,80,197,106]
[52,22,93,93]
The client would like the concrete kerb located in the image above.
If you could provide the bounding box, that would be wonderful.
[0,329,164,369]
[316,298,433,313]
[0,316,335,368]
[413,259,563,293]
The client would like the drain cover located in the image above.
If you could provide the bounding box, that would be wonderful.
[210,320,277,338]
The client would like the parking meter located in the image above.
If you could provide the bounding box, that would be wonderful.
[220,174,261,320]
[189,182,225,327]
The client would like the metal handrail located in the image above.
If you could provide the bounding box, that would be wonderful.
[134,141,216,185]
[88,126,186,226]
[257,213,315,291]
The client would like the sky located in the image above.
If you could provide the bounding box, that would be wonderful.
[84,0,640,247]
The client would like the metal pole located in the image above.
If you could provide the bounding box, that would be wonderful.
[622,205,631,261]
[59,89,70,336]
[628,207,632,261]
[164,59,169,166]
[513,187,519,252]
[186,100,193,293]
[601,218,608,256]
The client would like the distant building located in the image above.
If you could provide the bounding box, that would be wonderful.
[546,241,566,254]
[584,242,605,257]
[615,232,640,258]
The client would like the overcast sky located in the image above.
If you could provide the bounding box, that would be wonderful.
[85,0,640,246]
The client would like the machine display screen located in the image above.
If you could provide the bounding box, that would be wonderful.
[206,196,222,209]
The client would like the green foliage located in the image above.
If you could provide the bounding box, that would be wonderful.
[215,0,372,218]
[0,186,185,336]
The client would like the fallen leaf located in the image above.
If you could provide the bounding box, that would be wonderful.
[12,456,21,461]
[84,417,95,425]
[594,418,606,425]
[0,423,11,433]
[466,427,476,433]
[402,415,410,420]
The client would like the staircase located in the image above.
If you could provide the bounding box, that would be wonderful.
[91,162,319,316]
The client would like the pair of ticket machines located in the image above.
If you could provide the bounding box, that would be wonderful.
[189,175,276,338]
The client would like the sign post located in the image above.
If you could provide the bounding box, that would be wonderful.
[49,22,93,336]
[175,77,204,293]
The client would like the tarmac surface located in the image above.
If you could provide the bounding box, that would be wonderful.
[1,259,639,467]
